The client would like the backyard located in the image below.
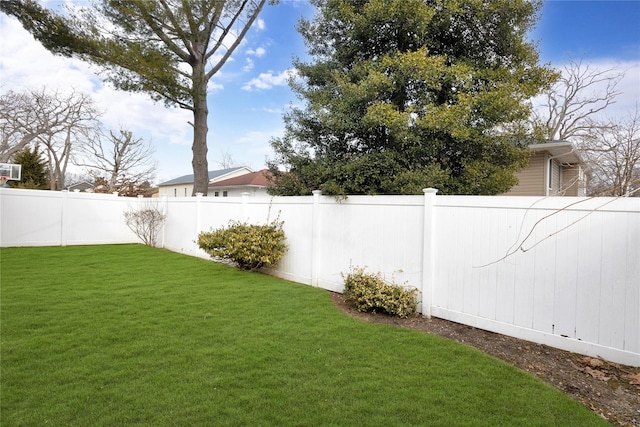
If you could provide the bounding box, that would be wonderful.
[1,245,611,426]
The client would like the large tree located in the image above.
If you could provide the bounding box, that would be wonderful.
[267,0,556,196]
[38,90,100,190]
[1,0,272,195]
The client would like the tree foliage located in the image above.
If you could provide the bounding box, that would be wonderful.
[1,0,273,195]
[267,0,556,196]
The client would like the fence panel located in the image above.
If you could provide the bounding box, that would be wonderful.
[161,197,198,254]
[0,189,137,246]
[1,189,64,246]
[65,192,138,245]
[314,195,425,293]
[430,196,640,365]
[266,196,315,285]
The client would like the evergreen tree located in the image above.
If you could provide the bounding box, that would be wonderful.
[268,0,556,196]
[11,145,49,189]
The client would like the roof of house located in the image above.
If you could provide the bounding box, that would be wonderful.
[528,140,583,164]
[208,169,273,188]
[66,181,95,191]
[158,167,248,186]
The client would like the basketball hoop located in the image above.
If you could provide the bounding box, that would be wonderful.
[0,163,20,186]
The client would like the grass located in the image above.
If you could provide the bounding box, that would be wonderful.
[1,245,607,426]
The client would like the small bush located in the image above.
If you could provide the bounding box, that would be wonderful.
[197,220,287,270]
[342,266,418,318]
[124,203,166,247]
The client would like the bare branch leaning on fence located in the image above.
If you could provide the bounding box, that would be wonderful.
[475,179,640,268]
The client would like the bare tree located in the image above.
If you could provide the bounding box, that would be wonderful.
[579,108,640,196]
[215,150,239,170]
[76,128,156,195]
[1,88,100,189]
[35,90,100,190]
[65,171,94,187]
[124,200,166,247]
[532,59,624,141]
[1,90,46,162]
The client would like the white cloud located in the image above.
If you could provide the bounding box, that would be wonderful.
[241,69,298,91]
[1,17,94,93]
[246,47,266,57]
[207,81,224,93]
[243,58,255,72]
[256,18,265,31]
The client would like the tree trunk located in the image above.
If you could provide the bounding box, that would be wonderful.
[191,61,209,196]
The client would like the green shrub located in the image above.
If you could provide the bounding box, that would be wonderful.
[197,220,287,270]
[342,266,418,318]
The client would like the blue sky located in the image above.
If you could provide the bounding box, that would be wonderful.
[532,1,640,62]
[1,0,639,184]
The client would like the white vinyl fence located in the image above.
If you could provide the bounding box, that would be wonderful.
[1,187,638,367]
[0,189,138,246]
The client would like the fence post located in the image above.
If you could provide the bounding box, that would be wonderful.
[195,193,203,241]
[160,195,168,248]
[421,188,438,318]
[311,190,322,287]
[60,190,69,246]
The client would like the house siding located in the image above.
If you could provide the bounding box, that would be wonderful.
[560,165,583,196]
[211,187,270,197]
[158,168,253,197]
[506,151,584,197]
[506,153,546,196]
[159,184,193,198]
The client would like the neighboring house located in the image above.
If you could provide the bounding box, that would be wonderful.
[208,169,274,197]
[158,167,253,197]
[505,141,586,197]
[66,181,95,192]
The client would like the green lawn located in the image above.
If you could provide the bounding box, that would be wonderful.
[1,245,607,426]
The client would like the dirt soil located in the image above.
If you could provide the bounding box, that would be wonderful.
[330,292,640,426]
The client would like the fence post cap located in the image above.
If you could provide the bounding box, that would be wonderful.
[312,190,322,196]
[422,188,438,194]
